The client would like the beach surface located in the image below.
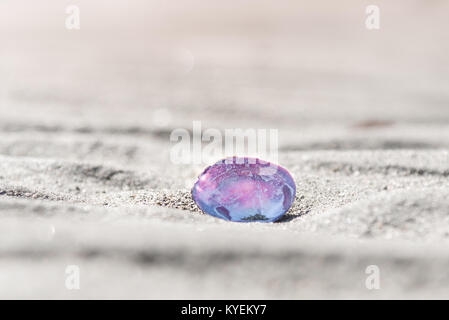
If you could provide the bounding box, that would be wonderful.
[1,0,449,298]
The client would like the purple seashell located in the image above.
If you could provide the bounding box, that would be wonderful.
[192,157,296,222]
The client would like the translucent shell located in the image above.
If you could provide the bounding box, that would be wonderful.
[192,157,296,222]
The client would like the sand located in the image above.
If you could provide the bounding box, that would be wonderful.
[1,0,449,299]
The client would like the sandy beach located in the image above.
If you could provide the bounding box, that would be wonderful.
[1,0,449,299]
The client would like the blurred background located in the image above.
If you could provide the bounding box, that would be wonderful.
[2,0,448,133]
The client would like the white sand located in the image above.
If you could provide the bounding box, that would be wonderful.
[1,0,449,299]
